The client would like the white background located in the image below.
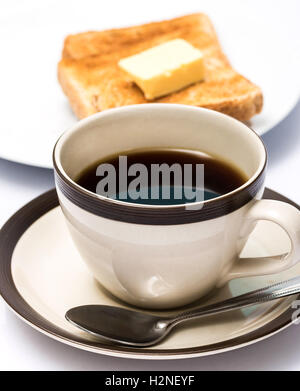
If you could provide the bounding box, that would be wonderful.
[0,0,300,370]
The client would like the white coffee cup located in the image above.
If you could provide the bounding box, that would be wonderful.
[53,104,300,309]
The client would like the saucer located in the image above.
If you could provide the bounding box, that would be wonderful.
[0,188,299,360]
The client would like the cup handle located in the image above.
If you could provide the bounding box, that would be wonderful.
[218,199,300,286]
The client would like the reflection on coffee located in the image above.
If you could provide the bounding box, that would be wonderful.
[75,149,247,205]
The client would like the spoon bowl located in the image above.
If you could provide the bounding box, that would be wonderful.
[66,305,171,347]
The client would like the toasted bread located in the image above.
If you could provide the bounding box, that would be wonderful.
[58,13,263,121]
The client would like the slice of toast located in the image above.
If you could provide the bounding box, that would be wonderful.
[58,13,263,121]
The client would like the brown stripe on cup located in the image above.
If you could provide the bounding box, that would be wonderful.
[54,165,266,225]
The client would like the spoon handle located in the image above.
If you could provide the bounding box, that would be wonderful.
[170,276,300,326]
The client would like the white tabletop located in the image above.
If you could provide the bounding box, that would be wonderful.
[0,0,300,371]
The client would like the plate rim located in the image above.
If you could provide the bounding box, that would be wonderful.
[0,187,299,359]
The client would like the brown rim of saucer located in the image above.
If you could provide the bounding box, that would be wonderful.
[53,123,267,225]
[0,187,298,357]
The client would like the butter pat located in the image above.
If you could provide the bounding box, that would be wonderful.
[118,39,205,99]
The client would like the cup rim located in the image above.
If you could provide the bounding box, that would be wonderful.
[53,103,267,210]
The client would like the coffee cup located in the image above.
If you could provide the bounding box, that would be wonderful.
[53,104,300,309]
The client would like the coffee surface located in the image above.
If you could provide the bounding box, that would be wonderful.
[75,149,247,205]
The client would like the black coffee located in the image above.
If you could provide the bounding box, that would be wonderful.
[75,149,247,205]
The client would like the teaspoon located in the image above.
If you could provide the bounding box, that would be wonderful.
[66,276,300,347]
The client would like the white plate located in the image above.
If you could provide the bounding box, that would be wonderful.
[0,0,299,168]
